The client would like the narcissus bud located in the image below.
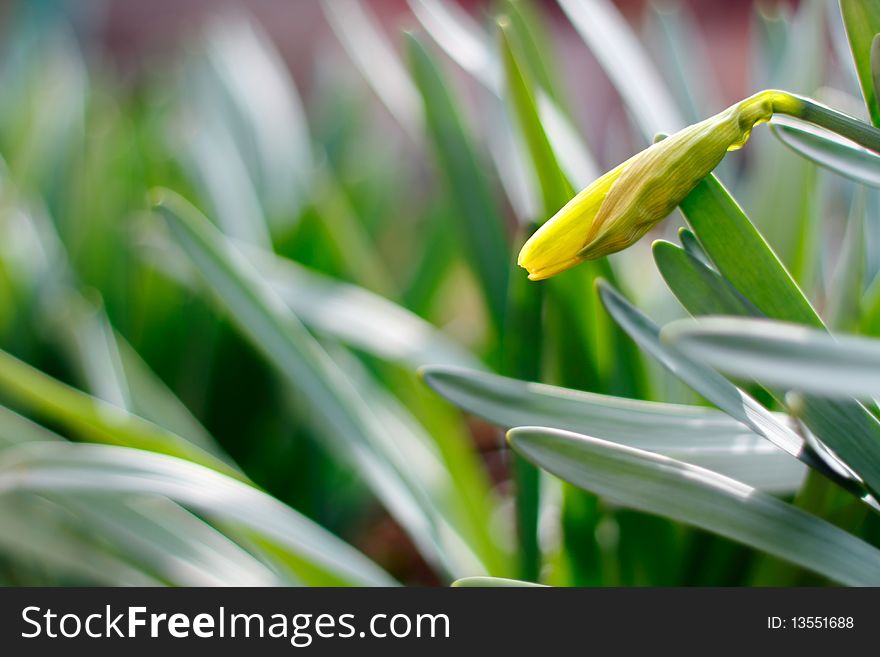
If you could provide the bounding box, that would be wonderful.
[517,90,803,280]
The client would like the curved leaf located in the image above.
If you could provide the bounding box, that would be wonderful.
[0,442,395,586]
[452,576,546,587]
[509,427,880,586]
[422,365,804,493]
[771,116,880,187]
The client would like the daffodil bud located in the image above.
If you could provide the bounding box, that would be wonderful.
[517,90,802,280]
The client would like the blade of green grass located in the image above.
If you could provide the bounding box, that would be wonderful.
[678,174,823,328]
[0,442,395,586]
[647,3,719,125]
[771,116,880,187]
[199,16,314,225]
[245,244,482,371]
[508,426,880,586]
[596,281,864,495]
[0,495,162,586]
[452,576,546,587]
[840,0,880,127]
[176,103,272,249]
[827,192,867,332]
[663,316,880,498]
[652,240,759,318]
[408,0,498,88]
[0,348,241,478]
[65,497,287,586]
[154,189,496,579]
[406,33,509,333]
[678,173,880,503]
[678,228,712,268]
[114,334,223,455]
[742,0,823,286]
[558,0,684,139]
[421,365,805,493]
[662,317,880,401]
[0,404,63,447]
[407,0,541,220]
[499,17,573,211]
[322,0,423,140]
[0,404,283,585]
[0,181,231,462]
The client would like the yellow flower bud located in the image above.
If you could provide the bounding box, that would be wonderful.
[517,90,802,280]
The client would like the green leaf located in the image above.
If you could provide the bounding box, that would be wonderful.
[652,240,759,318]
[771,116,880,187]
[410,0,598,192]
[678,174,823,328]
[861,272,880,336]
[827,193,867,332]
[452,576,546,587]
[596,281,860,494]
[322,0,423,139]
[678,228,713,268]
[872,34,880,109]
[64,497,288,586]
[421,365,805,492]
[178,76,272,249]
[0,176,231,462]
[500,3,598,188]
[0,349,241,479]
[647,3,719,125]
[0,496,162,586]
[840,0,880,127]
[508,426,880,586]
[742,0,822,285]
[499,16,573,213]
[154,189,495,579]
[406,0,542,219]
[662,316,880,401]
[0,404,63,447]
[0,442,395,586]
[406,33,509,331]
[408,0,498,88]
[678,174,880,502]
[245,244,483,371]
[558,0,684,139]
[503,0,567,108]
[662,316,880,497]
[189,16,313,231]
[114,334,225,456]
[306,170,396,297]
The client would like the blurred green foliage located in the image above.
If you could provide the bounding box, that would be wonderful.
[1,0,879,587]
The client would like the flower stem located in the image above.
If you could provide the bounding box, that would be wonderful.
[792,95,880,153]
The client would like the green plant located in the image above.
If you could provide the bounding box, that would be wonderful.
[1,0,879,588]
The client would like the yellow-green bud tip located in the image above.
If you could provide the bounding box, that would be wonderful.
[517,89,800,280]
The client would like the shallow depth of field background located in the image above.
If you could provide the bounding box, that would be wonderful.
[0,0,874,587]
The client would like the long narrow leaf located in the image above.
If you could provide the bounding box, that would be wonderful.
[0,442,395,586]
[509,426,880,586]
[663,316,880,497]
[840,0,880,126]
[662,317,880,401]
[678,174,822,328]
[406,34,509,331]
[154,189,490,578]
[558,0,684,139]
[771,116,880,187]
[0,349,240,478]
[422,365,804,492]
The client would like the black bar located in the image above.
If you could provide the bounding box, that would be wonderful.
[0,587,875,655]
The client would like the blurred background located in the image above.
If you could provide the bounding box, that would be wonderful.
[0,0,870,587]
